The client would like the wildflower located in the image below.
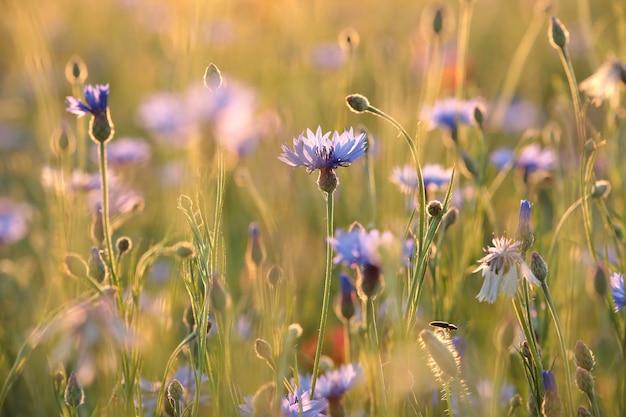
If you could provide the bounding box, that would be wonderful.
[390,163,452,196]
[574,340,596,372]
[516,200,534,255]
[0,197,32,246]
[279,127,366,193]
[610,272,625,312]
[91,137,151,166]
[239,388,327,417]
[66,84,114,143]
[489,147,515,171]
[421,98,485,140]
[548,16,569,50]
[310,42,348,69]
[516,143,555,179]
[579,56,626,106]
[542,370,563,417]
[316,364,363,400]
[137,91,192,145]
[473,237,540,303]
[279,127,366,173]
[33,288,136,385]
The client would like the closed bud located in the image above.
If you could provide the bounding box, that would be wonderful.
[254,338,274,364]
[88,247,107,282]
[266,264,283,287]
[419,330,459,380]
[345,94,370,113]
[116,236,132,256]
[50,121,76,157]
[442,207,458,230]
[530,251,548,282]
[574,340,595,371]
[167,379,184,402]
[210,273,231,313]
[460,150,481,180]
[89,109,114,143]
[590,180,611,199]
[319,355,335,373]
[65,56,88,85]
[246,222,266,269]
[358,263,384,301]
[516,200,534,255]
[64,371,85,407]
[593,266,607,297]
[427,200,444,218]
[64,253,88,278]
[203,63,223,91]
[584,139,596,155]
[509,394,523,411]
[575,366,595,399]
[338,27,360,52]
[549,16,569,49]
[542,370,563,417]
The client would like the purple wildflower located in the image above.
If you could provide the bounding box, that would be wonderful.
[610,272,625,312]
[0,197,32,245]
[66,84,110,118]
[316,364,363,400]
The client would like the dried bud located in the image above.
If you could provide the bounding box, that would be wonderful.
[50,121,76,157]
[574,340,595,371]
[210,273,231,313]
[345,94,370,113]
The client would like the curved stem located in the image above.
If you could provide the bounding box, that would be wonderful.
[310,191,335,395]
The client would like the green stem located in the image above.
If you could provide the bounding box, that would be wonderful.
[512,295,544,405]
[98,141,118,288]
[310,191,334,396]
[541,282,575,416]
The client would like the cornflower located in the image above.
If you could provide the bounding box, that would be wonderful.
[66,84,114,143]
[421,98,485,140]
[610,272,625,312]
[239,388,327,417]
[473,237,540,303]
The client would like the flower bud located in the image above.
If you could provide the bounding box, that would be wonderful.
[593,266,607,297]
[183,304,195,331]
[203,63,223,91]
[358,263,384,301]
[65,56,88,85]
[345,94,370,113]
[254,338,274,364]
[530,251,548,282]
[516,200,534,255]
[210,273,231,313]
[574,340,595,371]
[88,247,107,283]
[338,27,360,52]
[442,207,458,230]
[167,379,184,402]
[427,200,444,218]
[64,371,85,407]
[173,242,196,259]
[575,366,595,399]
[246,222,266,269]
[64,253,88,278]
[549,16,569,49]
[116,236,132,256]
[460,150,480,180]
[419,330,459,380]
[50,121,76,157]
[590,180,611,199]
[542,370,563,417]
[318,168,338,194]
[89,109,114,143]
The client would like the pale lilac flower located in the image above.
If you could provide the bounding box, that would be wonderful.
[330,226,405,269]
[610,272,625,312]
[316,364,363,400]
[473,237,540,303]
[421,98,485,135]
[499,98,544,134]
[279,127,366,173]
[137,91,192,145]
[91,137,151,166]
[579,56,626,106]
[516,144,555,173]
[390,163,452,195]
[310,42,347,69]
[239,388,327,417]
[33,288,136,385]
[0,198,32,245]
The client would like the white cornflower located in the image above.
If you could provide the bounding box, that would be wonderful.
[473,237,540,303]
[579,56,626,106]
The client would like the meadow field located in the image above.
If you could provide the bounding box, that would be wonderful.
[1,0,626,415]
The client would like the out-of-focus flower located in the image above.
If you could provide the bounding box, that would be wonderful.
[516,144,555,174]
[91,137,151,166]
[421,98,485,138]
[390,163,452,195]
[239,388,327,417]
[473,237,540,303]
[279,127,367,173]
[137,92,192,145]
[498,98,544,134]
[0,197,32,246]
[542,370,563,417]
[316,363,363,400]
[310,42,347,69]
[579,56,626,106]
[140,364,210,417]
[610,272,625,312]
[330,225,408,270]
[33,288,136,385]
[489,147,515,171]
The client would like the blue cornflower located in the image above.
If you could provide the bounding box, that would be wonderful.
[66,84,110,118]
[489,147,515,171]
[239,388,327,417]
[610,272,625,312]
[316,364,363,400]
[0,197,32,245]
[421,98,485,138]
[278,127,366,173]
[516,144,555,173]
[542,370,558,393]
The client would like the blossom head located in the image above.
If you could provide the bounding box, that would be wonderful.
[278,127,367,173]
[390,163,452,197]
[0,198,32,246]
[421,98,485,140]
[473,237,540,303]
[489,147,515,171]
[239,388,327,417]
[610,272,625,312]
[66,84,110,118]
[516,144,555,182]
[316,364,363,400]
[579,56,626,106]
[66,84,114,143]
